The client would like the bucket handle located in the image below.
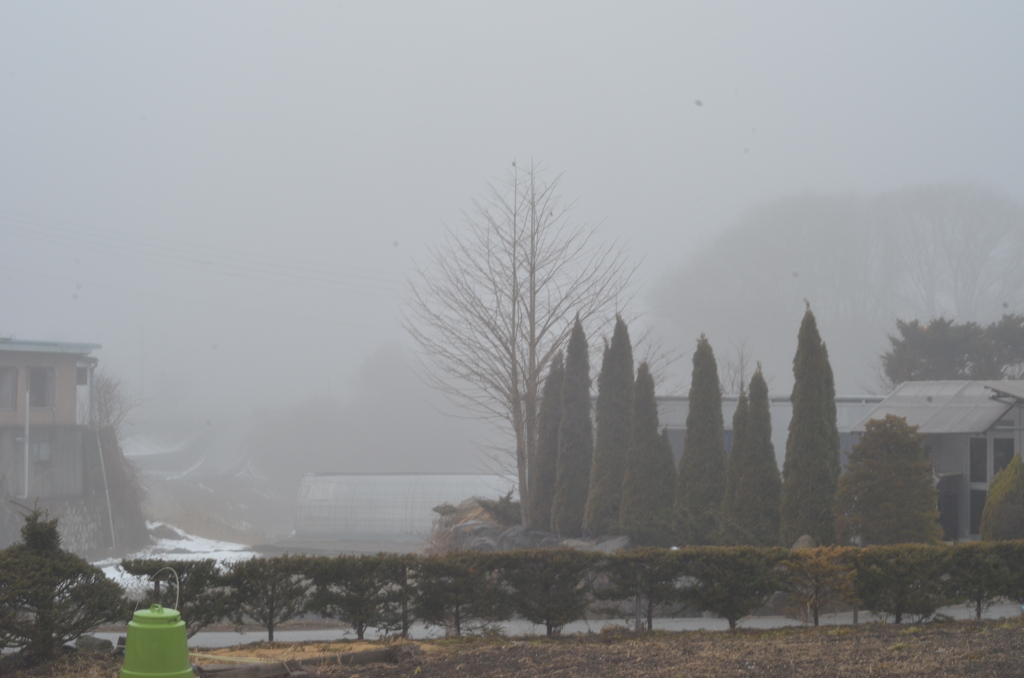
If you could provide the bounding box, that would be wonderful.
[149,566,181,611]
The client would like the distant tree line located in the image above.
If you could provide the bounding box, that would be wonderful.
[881,314,1024,388]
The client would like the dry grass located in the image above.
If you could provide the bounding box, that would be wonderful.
[4,619,1024,677]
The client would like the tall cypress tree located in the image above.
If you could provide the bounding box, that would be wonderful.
[780,308,841,546]
[619,363,674,546]
[528,353,564,531]
[657,428,678,512]
[583,316,634,536]
[718,388,749,544]
[675,335,727,545]
[734,365,782,546]
[551,317,592,538]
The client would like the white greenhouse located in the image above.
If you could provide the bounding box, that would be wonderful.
[294,473,516,547]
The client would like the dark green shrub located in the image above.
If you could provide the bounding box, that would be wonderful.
[225,555,309,641]
[836,415,942,546]
[0,510,123,662]
[377,553,417,638]
[120,558,229,637]
[853,544,948,624]
[677,546,788,629]
[414,552,510,636]
[307,554,388,640]
[990,541,1024,604]
[981,455,1024,541]
[477,492,522,529]
[595,548,683,630]
[498,549,598,636]
[942,542,1010,620]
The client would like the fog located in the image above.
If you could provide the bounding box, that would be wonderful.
[2,3,1023,505]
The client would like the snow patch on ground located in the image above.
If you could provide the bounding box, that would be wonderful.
[92,521,258,588]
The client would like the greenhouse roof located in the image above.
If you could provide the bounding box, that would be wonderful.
[852,380,1024,434]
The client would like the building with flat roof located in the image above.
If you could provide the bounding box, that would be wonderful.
[852,380,1024,541]
[0,339,146,554]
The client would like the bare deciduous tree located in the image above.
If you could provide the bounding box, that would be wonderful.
[405,162,636,524]
[89,370,141,439]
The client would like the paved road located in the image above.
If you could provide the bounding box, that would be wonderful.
[87,602,1023,649]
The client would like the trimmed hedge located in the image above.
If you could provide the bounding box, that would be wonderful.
[119,558,228,637]
[677,546,789,629]
[110,541,1024,640]
[853,544,948,624]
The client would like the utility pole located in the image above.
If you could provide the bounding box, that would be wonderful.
[22,388,29,499]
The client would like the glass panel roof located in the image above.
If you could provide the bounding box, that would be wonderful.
[853,381,1022,433]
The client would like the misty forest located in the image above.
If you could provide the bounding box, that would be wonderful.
[3,3,1024,675]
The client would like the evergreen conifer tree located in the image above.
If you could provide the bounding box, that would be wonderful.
[528,353,564,531]
[719,388,749,542]
[835,415,942,545]
[551,317,593,537]
[619,363,674,546]
[658,428,677,514]
[733,366,782,546]
[675,335,727,544]
[584,316,634,536]
[780,308,841,546]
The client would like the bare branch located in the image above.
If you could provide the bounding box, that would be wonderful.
[403,162,637,524]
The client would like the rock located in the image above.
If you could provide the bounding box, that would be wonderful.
[791,535,817,550]
[495,525,558,551]
[560,538,593,550]
[538,535,561,548]
[76,635,113,653]
[466,536,497,552]
[592,535,631,553]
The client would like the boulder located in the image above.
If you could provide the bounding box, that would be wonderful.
[791,534,817,550]
[495,525,559,551]
[466,536,497,552]
[76,635,114,653]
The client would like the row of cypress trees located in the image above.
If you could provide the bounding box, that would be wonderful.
[529,316,677,541]
[675,308,842,547]
[529,306,841,548]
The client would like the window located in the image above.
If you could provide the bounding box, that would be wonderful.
[32,438,51,462]
[76,367,89,386]
[28,367,56,408]
[0,367,16,409]
[993,438,1015,478]
[970,489,987,535]
[970,437,987,483]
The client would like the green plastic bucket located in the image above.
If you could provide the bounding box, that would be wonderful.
[120,604,194,678]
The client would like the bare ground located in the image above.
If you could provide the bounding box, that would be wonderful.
[5,619,1024,677]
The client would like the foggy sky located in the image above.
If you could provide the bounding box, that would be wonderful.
[2,2,1023,426]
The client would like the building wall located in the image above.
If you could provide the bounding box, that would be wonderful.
[928,404,1022,540]
[0,425,86,499]
[0,352,81,427]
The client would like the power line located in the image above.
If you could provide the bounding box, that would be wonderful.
[1,264,400,333]
[0,208,404,296]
